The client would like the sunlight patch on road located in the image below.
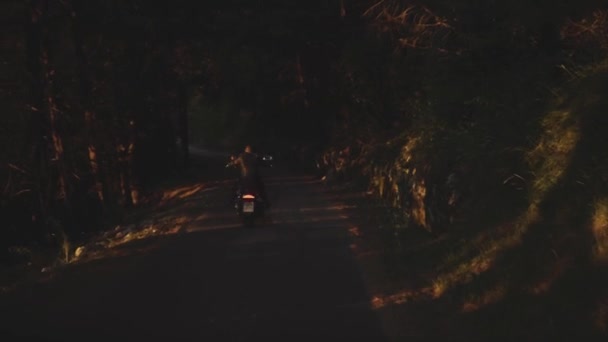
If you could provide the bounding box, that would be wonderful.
[461,284,507,313]
[349,226,362,237]
[158,183,226,207]
[160,184,204,204]
[370,288,433,309]
[194,213,208,221]
[349,243,382,258]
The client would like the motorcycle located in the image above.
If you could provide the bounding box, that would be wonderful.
[225,157,271,227]
[233,177,266,227]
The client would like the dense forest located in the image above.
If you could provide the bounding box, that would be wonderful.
[0,0,343,262]
[1,0,608,338]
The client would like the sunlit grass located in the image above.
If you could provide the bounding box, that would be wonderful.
[364,135,432,230]
[322,90,599,321]
[430,108,580,299]
[365,105,584,315]
[67,213,193,264]
[527,256,573,295]
[411,177,428,229]
[106,218,182,248]
[527,110,580,202]
[323,108,582,304]
[431,206,540,298]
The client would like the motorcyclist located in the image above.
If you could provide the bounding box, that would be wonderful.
[228,145,270,207]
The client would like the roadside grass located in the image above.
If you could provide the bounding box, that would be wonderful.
[0,158,232,293]
[322,68,608,340]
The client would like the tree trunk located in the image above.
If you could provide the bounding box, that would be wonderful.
[117,141,129,206]
[126,119,138,206]
[116,118,139,208]
[25,0,49,218]
[63,0,105,204]
[44,56,67,201]
[27,0,69,209]
[27,0,74,256]
[178,84,190,168]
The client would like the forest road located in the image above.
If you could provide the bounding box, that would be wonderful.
[0,163,389,341]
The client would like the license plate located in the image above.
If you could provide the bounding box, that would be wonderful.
[243,202,254,213]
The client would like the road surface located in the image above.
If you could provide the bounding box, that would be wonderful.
[0,165,388,341]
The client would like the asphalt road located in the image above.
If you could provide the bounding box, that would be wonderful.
[0,165,388,341]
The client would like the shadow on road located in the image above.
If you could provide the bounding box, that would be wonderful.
[0,166,388,341]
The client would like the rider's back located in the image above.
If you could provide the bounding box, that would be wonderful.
[236,151,259,178]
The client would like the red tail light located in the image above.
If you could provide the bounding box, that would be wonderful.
[242,194,255,199]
